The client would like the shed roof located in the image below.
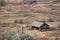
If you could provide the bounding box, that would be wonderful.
[30,21,43,27]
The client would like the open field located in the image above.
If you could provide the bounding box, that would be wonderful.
[0,1,60,40]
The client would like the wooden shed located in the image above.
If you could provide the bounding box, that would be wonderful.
[30,21,49,30]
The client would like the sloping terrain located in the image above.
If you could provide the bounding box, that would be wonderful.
[0,0,60,40]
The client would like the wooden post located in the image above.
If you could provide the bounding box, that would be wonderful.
[22,26,24,34]
[21,24,25,34]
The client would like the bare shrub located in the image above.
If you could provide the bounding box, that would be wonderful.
[23,14,33,17]
[14,20,18,24]
[0,0,6,6]
[24,0,37,4]
[0,27,34,40]
[52,0,60,4]
[47,18,55,22]
[57,24,60,30]
[0,22,18,27]
[14,20,24,24]
[57,0,60,2]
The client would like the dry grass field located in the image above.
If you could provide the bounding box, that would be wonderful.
[0,0,60,40]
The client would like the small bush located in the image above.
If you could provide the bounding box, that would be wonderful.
[47,18,55,22]
[24,0,37,4]
[14,20,18,24]
[57,24,60,29]
[0,29,34,40]
[14,20,24,24]
[0,0,6,6]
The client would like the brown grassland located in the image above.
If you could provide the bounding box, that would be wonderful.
[0,1,60,40]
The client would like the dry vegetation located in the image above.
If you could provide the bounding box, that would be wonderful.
[0,0,60,40]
